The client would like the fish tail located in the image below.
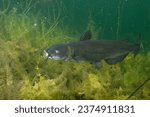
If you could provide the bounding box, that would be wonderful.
[137,34,145,52]
[132,44,140,56]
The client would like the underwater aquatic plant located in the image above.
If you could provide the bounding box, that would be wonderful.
[18,53,150,100]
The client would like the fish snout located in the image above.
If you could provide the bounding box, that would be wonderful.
[43,50,50,59]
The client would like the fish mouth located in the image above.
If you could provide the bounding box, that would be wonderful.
[50,56,64,60]
[43,50,49,58]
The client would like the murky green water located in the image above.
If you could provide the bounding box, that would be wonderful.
[1,0,150,43]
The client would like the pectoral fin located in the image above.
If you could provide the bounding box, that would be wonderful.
[66,46,75,60]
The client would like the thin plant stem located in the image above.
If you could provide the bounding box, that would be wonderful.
[126,76,150,99]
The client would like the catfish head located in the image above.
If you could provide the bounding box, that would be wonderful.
[43,30,91,61]
[43,44,74,61]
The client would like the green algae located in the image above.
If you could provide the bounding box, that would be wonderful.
[1,37,150,100]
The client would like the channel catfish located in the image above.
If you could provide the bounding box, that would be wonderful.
[43,31,140,64]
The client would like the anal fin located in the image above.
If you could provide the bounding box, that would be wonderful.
[105,52,129,64]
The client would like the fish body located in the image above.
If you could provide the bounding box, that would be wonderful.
[43,31,140,64]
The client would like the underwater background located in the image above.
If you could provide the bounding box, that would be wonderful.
[0,0,150,99]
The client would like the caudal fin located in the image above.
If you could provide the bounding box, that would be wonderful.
[137,34,145,52]
[132,44,140,55]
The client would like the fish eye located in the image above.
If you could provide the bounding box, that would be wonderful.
[55,50,59,54]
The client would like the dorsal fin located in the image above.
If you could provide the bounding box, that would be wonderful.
[80,30,92,41]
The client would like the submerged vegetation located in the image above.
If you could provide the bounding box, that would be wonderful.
[0,4,150,100]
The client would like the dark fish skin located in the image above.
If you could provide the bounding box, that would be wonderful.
[44,39,140,64]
